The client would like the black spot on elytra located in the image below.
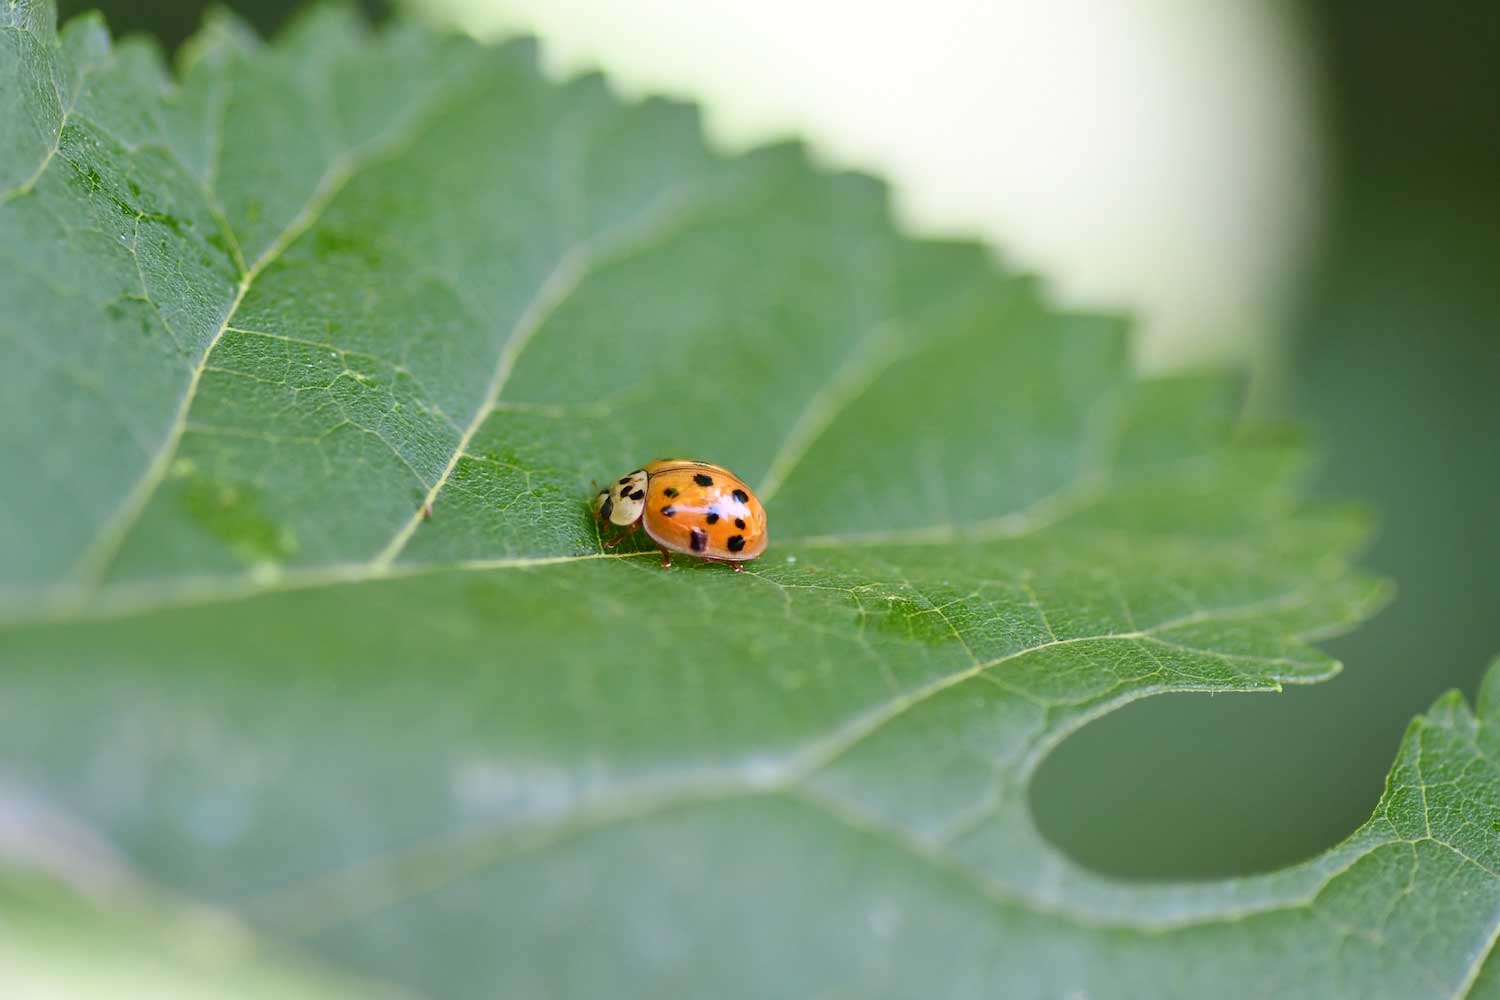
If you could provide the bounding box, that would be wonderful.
[727,534,746,552]
[618,476,632,485]
[664,487,678,498]
[600,497,614,520]
[705,512,720,524]
[690,527,708,552]
[661,505,677,517]
[694,474,713,487]
[732,488,749,504]
[630,489,646,501]
[735,518,746,529]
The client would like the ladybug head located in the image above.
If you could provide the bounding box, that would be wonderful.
[596,469,648,526]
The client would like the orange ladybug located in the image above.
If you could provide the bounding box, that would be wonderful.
[593,459,768,571]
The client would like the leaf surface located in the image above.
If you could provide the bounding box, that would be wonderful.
[3,4,1498,997]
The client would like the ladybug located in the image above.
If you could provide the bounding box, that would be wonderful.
[593,459,768,571]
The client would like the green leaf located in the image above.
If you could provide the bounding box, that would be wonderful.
[1,4,1496,997]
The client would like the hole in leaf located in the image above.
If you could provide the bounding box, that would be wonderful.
[1029,687,1388,880]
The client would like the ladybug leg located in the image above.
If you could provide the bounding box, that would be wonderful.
[603,522,638,549]
[657,546,673,569]
[731,562,744,573]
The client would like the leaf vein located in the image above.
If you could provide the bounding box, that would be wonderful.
[371,180,709,568]
[65,68,495,589]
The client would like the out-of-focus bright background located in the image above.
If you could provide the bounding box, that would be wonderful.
[63,0,1500,879]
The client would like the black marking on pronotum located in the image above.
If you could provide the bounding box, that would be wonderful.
[705,512,720,524]
[735,518,746,529]
[694,474,713,487]
[727,534,746,553]
[690,527,708,552]
[600,497,614,520]
[661,505,677,517]
[732,488,749,504]
[664,487,679,498]
[630,489,646,501]
[618,476,632,485]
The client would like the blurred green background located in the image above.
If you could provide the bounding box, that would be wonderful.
[59,0,1499,879]
[1037,0,1500,878]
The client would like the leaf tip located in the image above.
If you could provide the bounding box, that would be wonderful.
[56,9,109,58]
[1475,655,1500,723]
[176,4,259,73]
